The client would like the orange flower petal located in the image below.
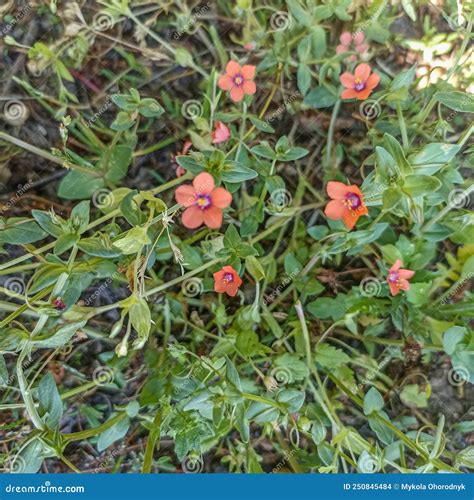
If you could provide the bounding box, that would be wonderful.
[342,210,360,230]
[327,181,349,200]
[341,88,358,100]
[354,87,373,100]
[226,282,239,296]
[354,63,371,82]
[214,277,227,293]
[340,72,356,88]
[241,64,256,79]
[182,206,204,229]
[175,185,196,207]
[398,279,410,291]
[365,72,380,90]
[230,87,245,102]
[203,206,223,229]
[242,80,256,95]
[193,172,214,194]
[388,281,399,296]
[226,60,241,77]
[218,74,234,91]
[390,260,402,273]
[399,269,414,280]
[324,200,345,220]
[211,187,232,208]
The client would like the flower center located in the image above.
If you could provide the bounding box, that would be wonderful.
[223,272,234,284]
[388,271,399,283]
[345,192,362,210]
[233,74,244,87]
[195,193,211,210]
[354,78,366,91]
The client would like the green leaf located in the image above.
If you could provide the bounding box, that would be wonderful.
[401,0,417,22]
[221,163,258,183]
[58,170,104,200]
[77,237,122,258]
[224,224,241,248]
[442,326,466,355]
[138,98,164,118]
[403,175,442,198]
[375,146,399,179]
[382,188,403,210]
[383,133,411,174]
[250,142,276,160]
[97,416,130,452]
[363,387,384,415]
[129,298,151,345]
[277,389,305,413]
[315,343,350,369]
[245,255,265,281]
[409,143,461,174]
[31,321,86,349]
[310,26,326,58]
[0,354,8,385]
[114,226,150,254]
[111,111,135,131]
[400,384,428,408]
[274,353,309,381]
[434,91,474,113]
[297,64,311,96]
[248,116,274,133]
[38,372,63,428]
[226,358,242,391]
[308,297,346,321]
[120,190,142,226]
[287,0,311,26]
[390,65,416,91]
[277,146,309,161]
[31,210,63,237]
[104,145,133,183]
[54,233,79,255]
[304,86,337,108]
[1,219,47,245]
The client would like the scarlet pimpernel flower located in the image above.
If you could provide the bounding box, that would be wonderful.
[324,181,368,230]
[174,172,232,229]
[213,266,242,297]
[340,63,380,100]
[336,31,369,61]
[387,260,414,296]
[218,60,256,103]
